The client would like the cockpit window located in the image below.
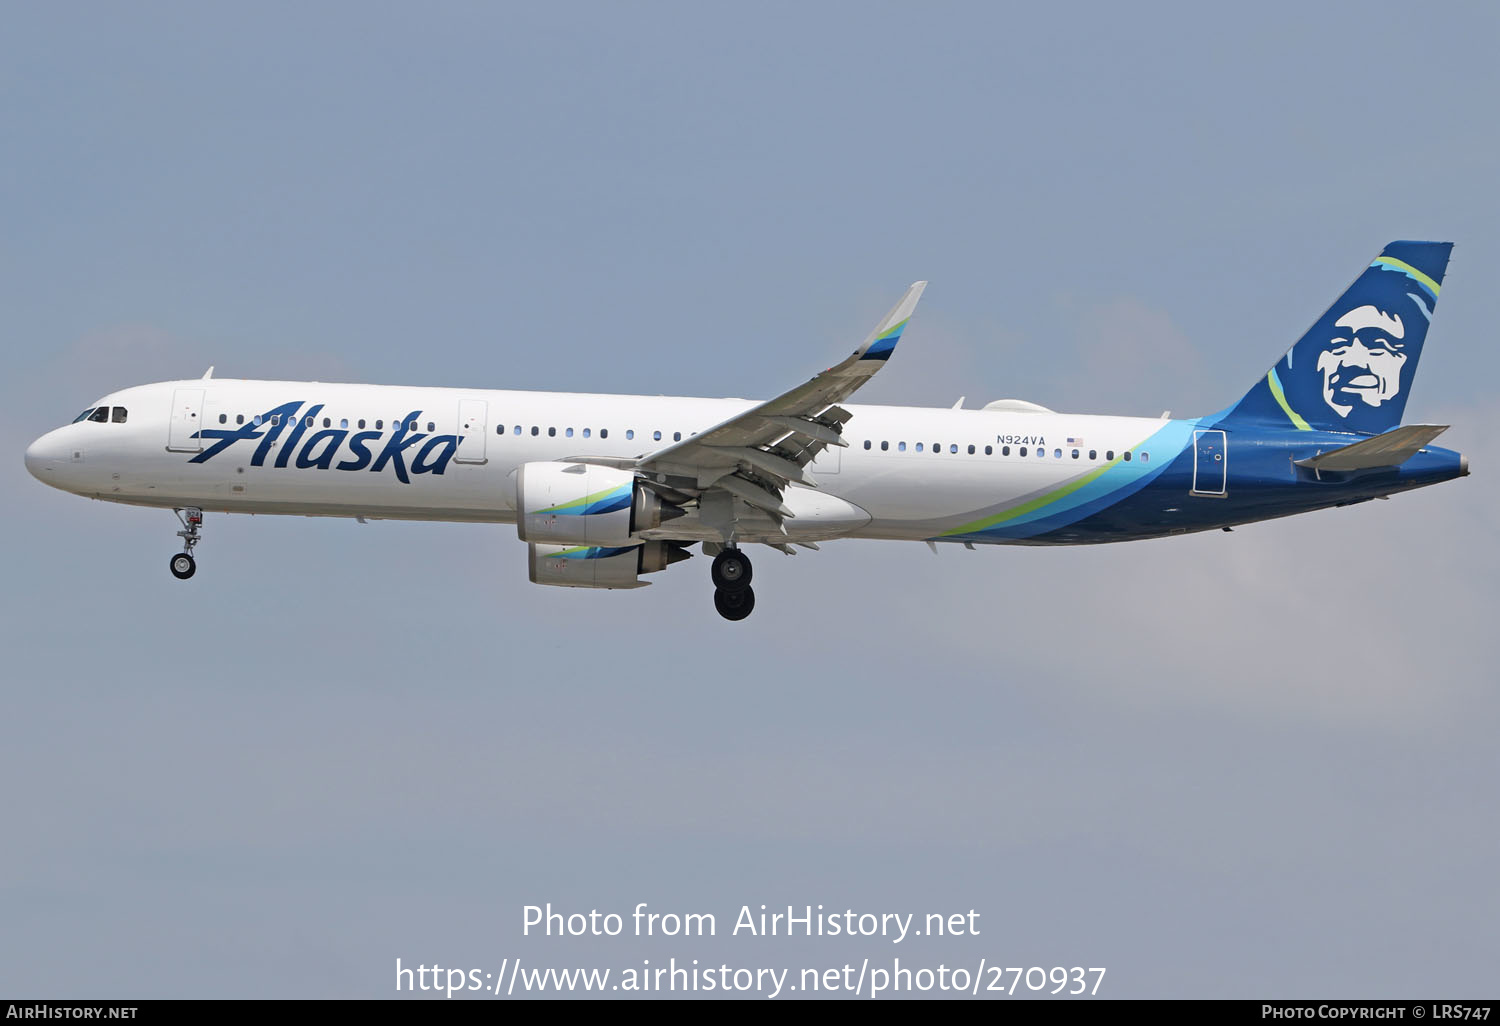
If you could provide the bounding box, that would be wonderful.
[72,409,96,423]
[112,407,127,423]
[88,407,109,423]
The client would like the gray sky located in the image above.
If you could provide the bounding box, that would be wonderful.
[2,1,1497,999]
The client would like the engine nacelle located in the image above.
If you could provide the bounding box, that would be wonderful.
[528,541,691,589]
[516,462,681,546]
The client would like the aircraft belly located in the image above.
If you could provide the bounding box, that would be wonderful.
[838,460,1100,542]
[108,449,514,522]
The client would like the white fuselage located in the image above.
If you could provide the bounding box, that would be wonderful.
[26,378,1179,545]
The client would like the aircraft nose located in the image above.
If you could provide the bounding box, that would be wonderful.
[24,429,65,482]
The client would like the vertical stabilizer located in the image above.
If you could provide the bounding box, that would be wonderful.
[1217,241,1452,434]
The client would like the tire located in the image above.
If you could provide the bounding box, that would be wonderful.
[170,553,196,580]
[714,585,755,621]
[710,548,752,592]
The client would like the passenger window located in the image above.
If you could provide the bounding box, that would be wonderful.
[932,443,940,453]
[1018,446,1026,456]
[653,430,661,441]
[863,440,871,450]
[1089,449,1096,460]
[1071,449,1079,459]
[600,429,608,439]
[898,441,906,452]
[89,407,109,423]
[496,424,504,435]
[375,420,383,430]
[323,417,331,428]
[1123,451,1132,462]
[1106,450,1114,460]
[968,444,975,454]
[582,428,591,438]
[531,426,540,436]
[305,417,314,427]
[566,427,574,438]
[915,443,923,452]
[254,415,263,426]
[427,421,435,432]
[340,418,349,429]
[1002,445,1010,456]
[219,414,227,424]
[1141,452,1151,463]
[1054,448,1062,458]
[237,414,245,425]
[358,419,365,429]
[880,441,889,451]
[514,425,521,435]
[985,445,992,455]
[626,430,635,440]
[271,415,280,426]
[673,431,681,441]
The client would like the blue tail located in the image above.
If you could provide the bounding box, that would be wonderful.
[1217,241,1452,434]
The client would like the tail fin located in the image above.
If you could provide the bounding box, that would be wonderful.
[1218,241,1452,434]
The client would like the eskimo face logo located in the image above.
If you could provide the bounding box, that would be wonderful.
[1315,305,1409,418]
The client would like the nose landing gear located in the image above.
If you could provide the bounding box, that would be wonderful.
[170,507,203,580]
[711,547,755,621]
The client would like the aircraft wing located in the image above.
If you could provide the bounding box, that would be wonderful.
[1294,423,1449,472]
[634,281,926,519]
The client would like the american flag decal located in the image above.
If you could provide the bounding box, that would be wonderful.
[1067,436,1084,445]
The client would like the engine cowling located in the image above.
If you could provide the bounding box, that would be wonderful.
[528,541,691,589]
[516,462,681,546]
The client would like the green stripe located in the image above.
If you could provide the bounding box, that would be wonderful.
[1267,368,1311,431]
[538,484,627,515]
[940,457,1121,537]
[876,317,909,340]
[1372,256,1441,296]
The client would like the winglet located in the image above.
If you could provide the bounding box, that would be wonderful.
[854,281,927,362]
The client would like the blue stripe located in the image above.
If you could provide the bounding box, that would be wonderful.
[556,546,637,560]
[941,421,1199,541]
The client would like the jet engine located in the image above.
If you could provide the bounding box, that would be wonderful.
[527,540,692,589]
[516,462,683,546]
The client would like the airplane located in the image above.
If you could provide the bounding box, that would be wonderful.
[24,241,1467,621]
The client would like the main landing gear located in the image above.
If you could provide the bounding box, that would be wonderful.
[169,507,203,580]
[710,547,754,621]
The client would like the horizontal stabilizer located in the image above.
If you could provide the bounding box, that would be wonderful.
[1294,424,1448,472]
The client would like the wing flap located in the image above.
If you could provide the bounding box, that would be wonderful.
[715,474,795,519]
